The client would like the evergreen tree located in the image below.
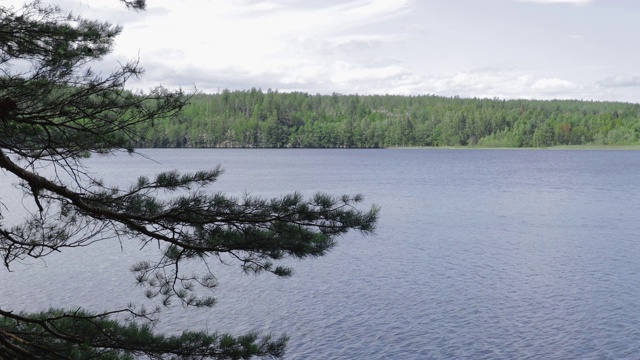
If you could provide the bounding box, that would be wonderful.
[0,1,378,358]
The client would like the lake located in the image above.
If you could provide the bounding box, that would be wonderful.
[2,148,640,359]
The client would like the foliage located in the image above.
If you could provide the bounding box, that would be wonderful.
[133,90,640,148]
[0,308,288,359]
[0,1,378,358]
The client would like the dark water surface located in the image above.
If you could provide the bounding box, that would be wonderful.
[2,149,640,359]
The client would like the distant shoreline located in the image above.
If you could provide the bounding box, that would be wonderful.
[386,145,640,150]
[135,145,640,151]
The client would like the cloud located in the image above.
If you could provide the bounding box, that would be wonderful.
[292,34,405,60]
[419,70,579,100]
[327,34,403,52]
[17,0,636,103]
[107,0,416,93]
[598,75,640,88]
[232,1,285,12]
[531,78,575,91]
[332,0,414,22]
[517,0,592,5]
[131,55,415,96]
[55,0,170,26]
[331,61,409,83]
[124,48,593,101]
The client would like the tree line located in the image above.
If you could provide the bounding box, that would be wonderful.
[133,89,640,148]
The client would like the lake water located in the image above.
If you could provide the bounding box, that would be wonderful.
[2,149,640,359]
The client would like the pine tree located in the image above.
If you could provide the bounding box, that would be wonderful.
[0,1,378,358]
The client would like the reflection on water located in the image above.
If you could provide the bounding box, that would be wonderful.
[2,149,640,359]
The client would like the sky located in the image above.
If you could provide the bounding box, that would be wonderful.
[9,0,640,102]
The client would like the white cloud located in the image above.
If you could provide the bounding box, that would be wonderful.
[531,78,576,91]
[233,1,285,12]
[112,0,414,67]
[106,0,416,95]
[418,70,580,100]
[517,0,593,5]
[331,61,409,83]
[599,75,640,88]
[6,0,640,103]
[326,34,403,52]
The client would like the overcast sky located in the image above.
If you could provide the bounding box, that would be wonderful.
[16,0,640,102]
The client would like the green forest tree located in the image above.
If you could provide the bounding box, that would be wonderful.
[131,89,640,149]
[0,1,378,358]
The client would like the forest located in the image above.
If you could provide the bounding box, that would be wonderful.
[133,89,640,148]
